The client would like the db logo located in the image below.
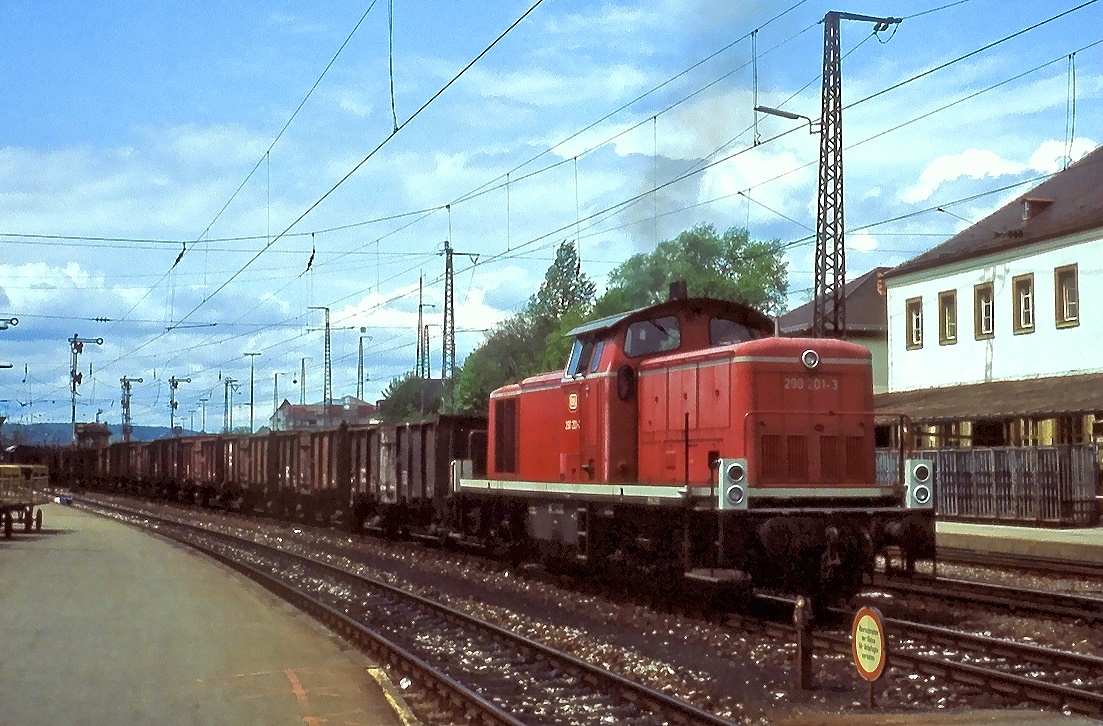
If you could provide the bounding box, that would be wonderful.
[568,393,578,411]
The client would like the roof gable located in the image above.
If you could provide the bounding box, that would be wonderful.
[777,266,888,335]
[885,145,1103,279]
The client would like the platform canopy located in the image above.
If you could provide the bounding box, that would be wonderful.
[874,372,1103,423]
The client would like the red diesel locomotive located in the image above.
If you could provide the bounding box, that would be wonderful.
[59,293,934,599]
[450,294,934,596]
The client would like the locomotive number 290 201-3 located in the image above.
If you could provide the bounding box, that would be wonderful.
[783,376,839,391]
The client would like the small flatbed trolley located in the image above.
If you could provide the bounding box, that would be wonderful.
[0,464,48,538]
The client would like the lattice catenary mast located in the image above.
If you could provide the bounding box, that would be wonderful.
[813,11,900,339]
[439,239,477,409]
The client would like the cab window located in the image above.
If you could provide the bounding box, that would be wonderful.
[625,316,680,357]
[710,317,767,346]
[567,337,602,377]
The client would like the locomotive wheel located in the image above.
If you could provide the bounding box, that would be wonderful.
[2,512,11,538]
[35,508,43,531]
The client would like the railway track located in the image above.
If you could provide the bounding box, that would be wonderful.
[872,572,1103,624]
[936,547,1103,579]
[80,500,735,726]
[759,594,1103,718]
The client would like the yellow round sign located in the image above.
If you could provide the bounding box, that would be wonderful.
[851,606,887,681]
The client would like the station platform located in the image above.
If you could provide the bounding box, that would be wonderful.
[937,519,1103,567]
[0,503,418,726]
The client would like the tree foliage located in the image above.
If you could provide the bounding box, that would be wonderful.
[454,241,594,413]
[596,223,788,315]
[377,373,442,423]
[419,227,788,415]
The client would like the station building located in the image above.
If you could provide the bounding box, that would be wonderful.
[877,145,1103,451]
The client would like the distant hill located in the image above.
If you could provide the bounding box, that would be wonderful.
[1,422,199,446]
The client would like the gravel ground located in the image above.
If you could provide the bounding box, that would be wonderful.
[89,495,1103,725]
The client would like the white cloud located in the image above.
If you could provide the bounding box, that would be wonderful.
[901,149,1028,204]
[338,97,373,118]
[848,230,878,253]
[1027,137,1096,174]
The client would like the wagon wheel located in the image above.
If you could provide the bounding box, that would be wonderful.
[2,512,11,539]
[35,508,43,531]
[24,506,33,531]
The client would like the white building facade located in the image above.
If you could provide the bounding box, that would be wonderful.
[887,225,1097,391]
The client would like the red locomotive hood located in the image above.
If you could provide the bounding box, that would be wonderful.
[735,335,872,362]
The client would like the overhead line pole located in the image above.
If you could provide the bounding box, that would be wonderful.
[244,352,261,432]
[812,10,900,339]
[308,307,332,424]
[223,377,238,433]
[439,239,478,411]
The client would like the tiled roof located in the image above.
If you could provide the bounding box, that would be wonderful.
[777,267,889,335]
[884,145,1103,280]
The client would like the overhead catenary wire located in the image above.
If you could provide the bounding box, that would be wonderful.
[111,1,382,327]
[16,0,1103,422]
[99,0,547,370]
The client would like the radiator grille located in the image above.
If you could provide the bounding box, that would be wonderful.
[760,432,867,483]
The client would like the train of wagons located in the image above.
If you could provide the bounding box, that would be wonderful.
[53,292,936,598]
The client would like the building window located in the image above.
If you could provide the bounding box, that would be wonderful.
[1012,273,1034,334]
[974,282,994,339]
[938,290,957,344]
[905,297,923,349]
[1054,264,1079,328]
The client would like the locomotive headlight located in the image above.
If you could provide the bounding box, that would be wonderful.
[912,462,931,483]
[726,461,746,483]
[913,484,931,505]
[801,349,820,370]
[726,484,746,506]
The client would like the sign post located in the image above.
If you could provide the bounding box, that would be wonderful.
[851,605,887,708]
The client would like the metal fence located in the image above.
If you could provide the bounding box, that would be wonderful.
[877,445,1100,527]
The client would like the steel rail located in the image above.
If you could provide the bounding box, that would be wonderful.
[936,547,1103,579]
[872,572,1103,624]
[824,605,1103,718]
[749,593,1103,718]
[82,500,738,726]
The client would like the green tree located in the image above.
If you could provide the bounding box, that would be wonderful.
[528,241,596,322]
[377,373,442,423]
[453,241,595,413]
[453,315,534,414]
[597,223,788,315]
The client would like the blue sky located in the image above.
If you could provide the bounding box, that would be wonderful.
[2,0,1101,433]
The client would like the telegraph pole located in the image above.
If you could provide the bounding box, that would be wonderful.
[244,352,261,431]
[69,333,103,442]
[120,376,143,442]
[439,239,477,411]
[169,375,191,435]
[812,11,900,338]
[300,358,306,405]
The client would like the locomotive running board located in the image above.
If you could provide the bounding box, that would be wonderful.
[453,474,715,506]
[684,568,751,585]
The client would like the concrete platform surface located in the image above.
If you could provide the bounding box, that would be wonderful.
[937,520,1103,564]
[0,504,416,726]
